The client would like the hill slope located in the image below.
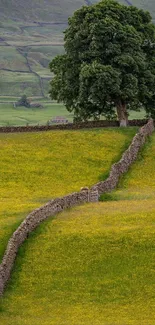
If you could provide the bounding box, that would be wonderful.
[0,0,92,23]
[0,0,155,98]
[0,132,154,325]
[0,127,136,260]
[0,1,98,97]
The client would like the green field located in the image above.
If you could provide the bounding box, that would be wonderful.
[0,0,155,97]
[0,102,73,126]
[0,101,146,126]
[0,131,154,325]
[0,71,41,97]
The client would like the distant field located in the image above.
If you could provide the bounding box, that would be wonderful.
[0,0,155,97]
[0,47,28,71]
[0,101,146,126]
[0,127,136,261]
[0,102,73,126]
[0,71,41,97]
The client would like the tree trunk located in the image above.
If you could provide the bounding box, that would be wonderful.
[116,101,128,127]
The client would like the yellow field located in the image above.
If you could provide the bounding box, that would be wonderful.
[109,133,155,201]
[0,128,136,259]
[0,200,154,325]
[0,129,154,325]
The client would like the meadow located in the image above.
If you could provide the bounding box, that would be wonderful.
[0,202,154,325]
[0,101,146,127]
[0,102,73,126]
[0,129,154,325]
[0,127,136,261]
[0,132,154,324]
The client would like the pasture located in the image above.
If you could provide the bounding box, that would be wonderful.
[0,102,73,126]
[0,101,146,126]
[0,135,154,324]
[0,128,155,325]
[0,127,136,261]
[1,0,155,97]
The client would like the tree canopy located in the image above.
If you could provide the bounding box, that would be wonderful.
[49,0,155,125]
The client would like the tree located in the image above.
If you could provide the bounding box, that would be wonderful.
[16,95,30,108]
[49,0,155,126]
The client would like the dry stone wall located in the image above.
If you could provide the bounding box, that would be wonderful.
[0,119,150,133]
[90,119,154,194]
[0,119,154,296]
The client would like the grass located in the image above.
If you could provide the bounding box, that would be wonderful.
[1,0,155,97]
[0,127,136,261]
[0,101,146,126]
[0,1,87,24]
[0,71,41,97]
[0,1,87,97]
[106,133,155,201]
[0,103,73,126]
[0,129,154,325]
[0,47,28,71]
[0,200,154,325]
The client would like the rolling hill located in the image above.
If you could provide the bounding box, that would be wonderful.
[0,0,98,98]
[0,0,155,98]
[0,130,154,324]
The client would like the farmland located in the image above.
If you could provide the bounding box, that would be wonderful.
[0,101,146,127]
[0,0,155,98]
[0,102,73,126]
[0,131,154,325]
[0,127,136,261]
[0,0,155,323]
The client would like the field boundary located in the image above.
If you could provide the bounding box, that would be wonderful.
[0,119,150,133]
[0,119,154,296]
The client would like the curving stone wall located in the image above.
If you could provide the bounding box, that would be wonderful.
[0,119,154,296]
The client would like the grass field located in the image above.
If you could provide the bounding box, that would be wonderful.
[0,129,154,325]
[0,71,41,97]
[0,47,28,71]
[0,103,73,126]
[0,127,136,262]
[103,133,155,201]
[1,0,155,97]
[0,101,146,126]
[0,147,154,324]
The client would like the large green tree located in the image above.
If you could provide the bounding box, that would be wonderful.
[49,0,155,126]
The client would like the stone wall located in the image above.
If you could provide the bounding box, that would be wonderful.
[0,119,154,296]
[0,119,150,133]
[90,119,154,194]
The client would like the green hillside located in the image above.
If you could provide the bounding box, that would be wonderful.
[0,0,155,98]
[0,0,89,23]
[0,1,98,98]
[0,131,154,325]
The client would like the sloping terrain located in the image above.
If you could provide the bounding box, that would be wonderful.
[0,1,97,97]
[0,0,89,23]
[0,131,154,325]
[0,0,155,97]
[0,127,135,260]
